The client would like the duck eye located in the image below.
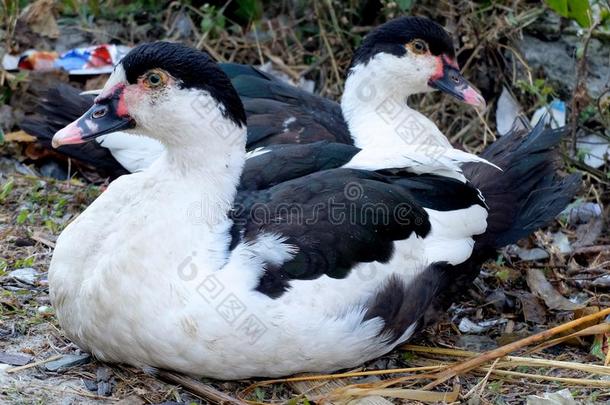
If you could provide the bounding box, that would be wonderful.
[91,106,108,119]
[411,40,428,54]
[449,70,461,84]
[146,72,163,87]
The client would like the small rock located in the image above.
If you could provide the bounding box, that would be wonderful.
[45,354,91,372]
[96,366,114,397]
[459,318,487,333]
[562,201,603,224]
[83,379,98,392]
[485,289,508,312]
[37,305,53,315]
[458,317,506,334]
[9,268,38,285]
[515,247,549,261]
[518,34,609,98]
[456,335,497,352]
[0,157,38,177]
[40,161,68,180]
[0,105,14,132]
[592,275,610,288]
[0,352,33,366]
[526,388,576,405]
[35,295,50,305]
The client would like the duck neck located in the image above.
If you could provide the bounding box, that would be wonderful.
[341,64,451,151]
[155,120,247,209]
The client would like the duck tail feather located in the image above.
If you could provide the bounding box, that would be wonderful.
[464,120,581,250]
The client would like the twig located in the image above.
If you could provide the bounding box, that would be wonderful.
[481,368,610,388]
[570,20,602,153]
[30,233,56,248]
[464,358,499,399]
[156,370,247,405]
[262,50,301,81]
[403,345,610,375]
[422,307,610,389]
[330,385,460,402]
[241,365,443,398]
[6,354,63,374]
[199,41,224,62]
[252,25,265,67]
[474,108,495,146]
[315,0,342,89]
[525,323,610,354]
[574,245,610,255]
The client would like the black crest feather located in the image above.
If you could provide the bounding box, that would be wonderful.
[120,41,247,128]
[350,16,455,70]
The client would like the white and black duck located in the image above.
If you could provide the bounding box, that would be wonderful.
[47,41,579,379]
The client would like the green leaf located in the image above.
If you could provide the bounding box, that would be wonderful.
[567,0,592,28]
[590,334,605,360]
[235,0,263,23]
[254,387,265,402]
[600,8,610,24]
[546,0,592,27]
[396,0,415,12]
[545,0,568,16]
[16,209,29,225]
[495,268,510,282]
[0,178,14,202]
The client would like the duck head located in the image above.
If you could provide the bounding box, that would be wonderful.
[344,16,485,109]
[52,42,247,149]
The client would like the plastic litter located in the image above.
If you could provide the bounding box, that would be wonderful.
[530,99,566,128]
[2,44,131,75]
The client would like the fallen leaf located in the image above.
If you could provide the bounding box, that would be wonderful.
[526,388,576,405]
[573,217,603,248]
[20,0,60,38]
[517,292,547,324]
[4,130,36,143]
[526,269,584,311]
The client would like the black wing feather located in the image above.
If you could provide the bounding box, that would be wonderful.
[239,141,359,191]
[232,152,486,299]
